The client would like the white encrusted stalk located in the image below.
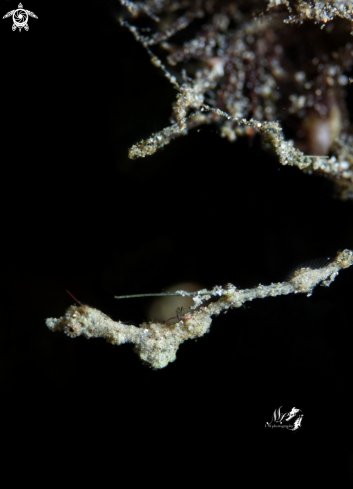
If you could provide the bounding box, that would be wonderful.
[46,249,353,369]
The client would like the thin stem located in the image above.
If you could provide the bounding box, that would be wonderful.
[114,291,210,299]
[66,290,87,310]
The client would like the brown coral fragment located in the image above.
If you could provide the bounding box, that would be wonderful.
[119,0,353,199]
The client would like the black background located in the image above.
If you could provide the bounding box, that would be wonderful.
[1,0,353,484]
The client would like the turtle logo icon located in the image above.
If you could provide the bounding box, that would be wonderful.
[3,3,38,32]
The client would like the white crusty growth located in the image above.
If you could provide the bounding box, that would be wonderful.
[46,249,353,369]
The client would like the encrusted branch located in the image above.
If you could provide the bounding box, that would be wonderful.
[119,0,353,199]
[46,249,353,369]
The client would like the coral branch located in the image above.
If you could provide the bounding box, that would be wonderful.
[119,0,353,199]
[46,249,353,369]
